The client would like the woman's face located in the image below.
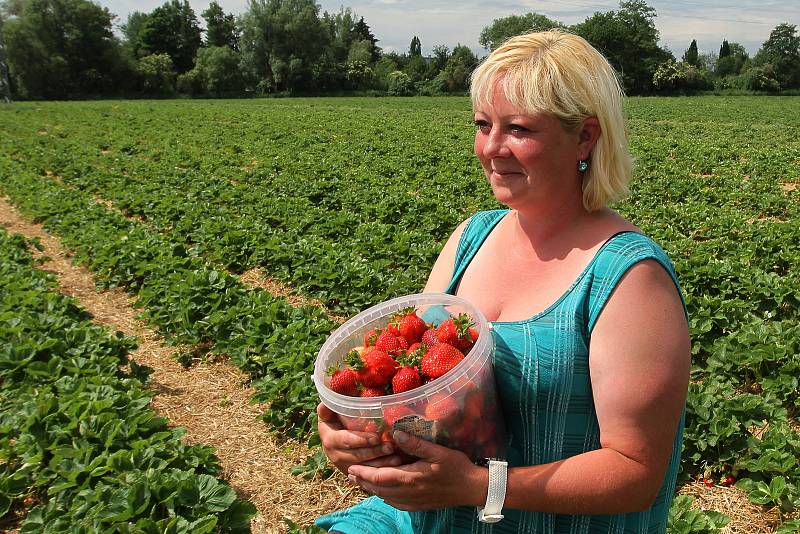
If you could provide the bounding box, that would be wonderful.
[473,84,584,212]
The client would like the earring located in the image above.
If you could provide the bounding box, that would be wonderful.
[578,160,589,172]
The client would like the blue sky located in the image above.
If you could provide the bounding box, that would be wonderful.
[101,0,799,58]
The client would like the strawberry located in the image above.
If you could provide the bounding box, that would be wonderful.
[392,365,422,393]
[436,313,475,347]
[425,394,459,422]
[350,349,397,387]
[360,386,387,397]
[363,329,381,348]
[420,342,464,379]
[374,330,405,356]
[421,328,439,346]
[382,404,415,426]
[327,365,360,397]
[463,391,483,421]
[456,326,480,352]
[392,307,428,344]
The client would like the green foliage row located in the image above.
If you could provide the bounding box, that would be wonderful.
[0,165,337,440]
[0,228,256,531]
[1,96,799,529]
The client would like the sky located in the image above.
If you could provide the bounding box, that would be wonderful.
[100,0,799,58]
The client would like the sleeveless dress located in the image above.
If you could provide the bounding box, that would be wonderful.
[317,209,687,534]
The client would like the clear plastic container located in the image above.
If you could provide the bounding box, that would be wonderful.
[314,293,506,461]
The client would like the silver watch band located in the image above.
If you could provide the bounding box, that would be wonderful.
[477,459,508,523]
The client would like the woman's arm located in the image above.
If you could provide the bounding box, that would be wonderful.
[349,259,691,515]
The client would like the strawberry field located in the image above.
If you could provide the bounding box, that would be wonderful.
[1,95,799,532]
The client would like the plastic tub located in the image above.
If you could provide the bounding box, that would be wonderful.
[314,293,506,461]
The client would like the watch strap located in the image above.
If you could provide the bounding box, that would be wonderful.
[477,459,508,523]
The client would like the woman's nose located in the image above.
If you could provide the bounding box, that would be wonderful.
[482,129,510,159]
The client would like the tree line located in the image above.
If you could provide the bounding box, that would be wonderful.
[0,0,798,100]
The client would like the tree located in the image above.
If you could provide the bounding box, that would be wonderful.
[572,0,672,94]
[202,1,238,50]
[753,23,800,89]
[719,40,731,59]
[431,44,449,71]
[121,11,149,57]
[479,12,564,51]
[352,16,379,63]
[0,15,12,101]
[716,41,748,77]
[138,52,175,94]
[1,0,128,98]
[239,0,327,93]
[138,0,202,73]
[189,45,244,96]
[683,39,698,66]
[437,44,478,93]
[409,35,421,57]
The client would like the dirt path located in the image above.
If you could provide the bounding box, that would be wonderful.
[0,197,360,533]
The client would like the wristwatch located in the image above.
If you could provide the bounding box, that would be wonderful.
[475,458,508,523]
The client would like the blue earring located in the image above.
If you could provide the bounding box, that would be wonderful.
[578,160,589,172]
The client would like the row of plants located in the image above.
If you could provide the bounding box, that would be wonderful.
[1,96,798,530]
[0,228,256,531]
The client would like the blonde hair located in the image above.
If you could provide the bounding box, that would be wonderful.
[470,29,632,211]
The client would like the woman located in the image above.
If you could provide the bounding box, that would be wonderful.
[316,30,690,533]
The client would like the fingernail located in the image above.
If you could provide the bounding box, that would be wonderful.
[381,444,393,454]
[393,431,408,444]
[348,474,357,484]
[367,436,380,446]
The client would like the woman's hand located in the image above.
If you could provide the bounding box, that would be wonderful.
[317,403,402,474]
[347,430,487,512]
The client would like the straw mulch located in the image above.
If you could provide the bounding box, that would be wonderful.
[0,197,360,533]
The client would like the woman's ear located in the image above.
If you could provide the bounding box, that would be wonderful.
[577,117,601,160]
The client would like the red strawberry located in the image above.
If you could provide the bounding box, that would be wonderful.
[456,326,480,352]
[420,342,464,379]
[374,330,405,356]
[421,328,439,346]
[463,391,483,421]
[327,366,360,397]
[436,313,475,347]
[382,404,415,426]
[363,329,381,348]
[392,307,428,344]
[353,349,397,387]
[360,386,387,397]
[392,366,422,393]
[425,394,459,422]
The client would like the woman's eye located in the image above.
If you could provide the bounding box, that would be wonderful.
[474,120,490,131]
[509,124,529,133]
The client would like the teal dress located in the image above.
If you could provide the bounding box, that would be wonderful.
[317,209,686,534]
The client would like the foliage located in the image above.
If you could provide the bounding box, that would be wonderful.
[572,0,673,94]
[138,53,176,95]
[653,59,712,92]
[238,0,326,93]
[386,70,413,96]
[202,1,239,50]
[0,227,255,531]
[667,495,730,533]
[191,45,246,97]
[137,0,202,74]
[753,23,800,89]
[478,12,564,51]
[0,0,126,98]
[408,35,421,57]
[683,39,698,66]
